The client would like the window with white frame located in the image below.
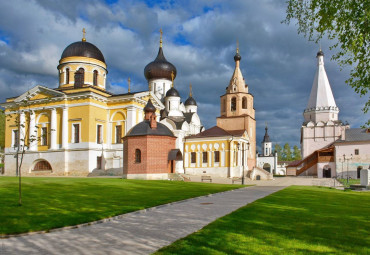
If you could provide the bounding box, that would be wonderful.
[73,123,80,143]
[97,124,102,144]
[12,129,19,148]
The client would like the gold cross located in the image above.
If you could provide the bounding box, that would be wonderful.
[189,83,192,97]
[236,40,239,53]
[160,28,163,47]
[82,28,86,42]
[128,77,131,93]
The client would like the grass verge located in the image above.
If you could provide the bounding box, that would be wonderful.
[0,177,242,235]
[338,178,361,188]
[156,186,370,255]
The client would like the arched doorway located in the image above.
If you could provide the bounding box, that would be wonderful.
[168,149,183,173]
[323,165,331,178]
[263,163,271,173]
[256,175,261,180]
[357,166,363,179]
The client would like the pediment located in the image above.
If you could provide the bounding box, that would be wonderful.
[14,85,65,103]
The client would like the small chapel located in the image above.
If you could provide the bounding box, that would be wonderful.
[288,50,370,178]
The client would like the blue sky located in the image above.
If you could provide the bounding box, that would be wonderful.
[0,0,367,151]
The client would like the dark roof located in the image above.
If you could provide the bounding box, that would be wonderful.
[184,96,197,106]
[144,99,156,112]
[168,149,183,160]
[166,87,180,97]
[338,128,370,142]
[186,126,245,138]
[126,121,175,137]
[61,41,105,63]
[144,47,177,81]
[287,160,303,167]
[317,50,324,57]
[262,127,271,143]
[184,112,194,123]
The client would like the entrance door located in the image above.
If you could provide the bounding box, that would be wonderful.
[323,168,331,178]
[171,160,174,173]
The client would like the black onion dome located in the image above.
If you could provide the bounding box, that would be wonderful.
[126,121,175,137]
[185,96,197,106]
[262,127,271,143]
[144,47,177,81]
[144,99,156,112]
[234,52,241,61]
[166,87,180,97]
[317,50,324,57]
[61,41,105,63]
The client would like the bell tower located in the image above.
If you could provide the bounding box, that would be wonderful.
[217,45,256,169]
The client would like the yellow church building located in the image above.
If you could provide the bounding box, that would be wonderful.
[1,32,163,176]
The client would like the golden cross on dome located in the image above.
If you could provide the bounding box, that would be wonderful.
[82,28,86,42]
[171,71,174,87]
[160,28,163,47]
[128,77,131,93]
[189,83,192,97]
[236,40,239,54]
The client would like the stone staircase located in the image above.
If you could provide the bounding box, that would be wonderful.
[168,173,185,181]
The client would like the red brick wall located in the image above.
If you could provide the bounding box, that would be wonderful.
[123,135,176,175]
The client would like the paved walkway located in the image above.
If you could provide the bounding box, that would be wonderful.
[1,185,285,255]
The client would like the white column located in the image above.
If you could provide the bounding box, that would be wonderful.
[50,108,57,150]
[126,107,137,131]
[19,111,25,148]
[62,107,68,149]
[29,110,36,151]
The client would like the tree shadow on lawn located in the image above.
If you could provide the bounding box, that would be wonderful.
[0,177,241,235]
[156,186,370,255]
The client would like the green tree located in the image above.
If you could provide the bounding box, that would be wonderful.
[284,0,370,126]
[0,109,4,150]
[283,143,292,161]
[274,144,283,161]
[292,145,302,161]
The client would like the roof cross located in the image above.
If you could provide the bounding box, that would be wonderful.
[171,71,174,88]
[82,28,86,42]
[128,77,131,93]
[189,83,192,97]
[160,28,163,47]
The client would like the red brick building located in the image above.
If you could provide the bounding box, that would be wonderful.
[123,99,180,179]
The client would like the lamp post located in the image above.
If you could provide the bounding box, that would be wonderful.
[237,142,249,185]
[343,154,353,184]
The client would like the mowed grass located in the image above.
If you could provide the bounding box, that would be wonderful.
[338,178,361,188]
[156,186,370,255]
[0,177,242,235]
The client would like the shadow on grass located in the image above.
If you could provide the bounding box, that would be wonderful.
[0,177,242,235]
[155,186,370,255]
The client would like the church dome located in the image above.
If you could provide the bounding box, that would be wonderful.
[61,41,105,63]
[166,87,180,97]
[144,47,177,81]
[185,96,197,106]
[317,50,324,57]
[234,52,241,62]
[144,99,156,112]
[126,121,175,137]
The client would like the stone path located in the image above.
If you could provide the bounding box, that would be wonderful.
[1,185,285,255]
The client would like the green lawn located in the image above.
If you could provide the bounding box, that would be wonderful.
[0,177,242,235]
[156,186,370,255]
[338,178,361,188]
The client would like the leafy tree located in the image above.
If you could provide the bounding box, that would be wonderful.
[274,144,283,161]
[283,143,292,161]
[284,0,370,126]
[293,145,302,161]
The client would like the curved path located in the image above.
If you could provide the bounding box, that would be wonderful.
[1,185,284,255]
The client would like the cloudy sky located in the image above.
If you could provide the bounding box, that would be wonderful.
[0,0,367,150]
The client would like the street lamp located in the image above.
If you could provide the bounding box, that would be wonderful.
[237,142,249,185]
[343,154,353,184]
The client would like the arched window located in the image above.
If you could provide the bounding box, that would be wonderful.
[74,68,84,88]
[135,149,141,163]
[65,68,70,84]
[33,160,52,171]
[93,70,98,86]
[231,97,236,111]
[242,97,247,109]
